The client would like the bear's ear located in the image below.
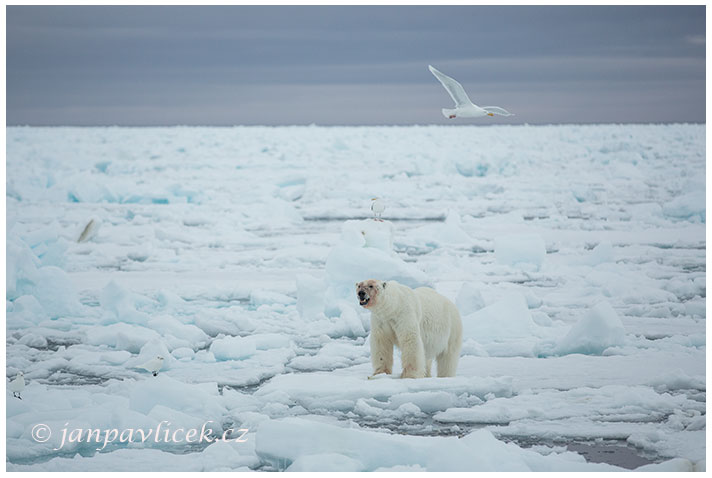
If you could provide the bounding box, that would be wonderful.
[355,282,359,288]
[382,281,387,289]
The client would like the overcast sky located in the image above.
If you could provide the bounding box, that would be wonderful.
[6,6,706,126]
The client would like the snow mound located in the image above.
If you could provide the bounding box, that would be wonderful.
[7,294,49,328]
[495,233,546,269]
[288,341,368,371]
[249,289,296,307]
[147,316,209,349]
[7,440,255,472]
[7,235,81,318]
[662,191,705,222]
[556,301,626,355]
[210,333,293,361]
[255,416,621,471]
[407,211,473,247]
[583,241,615,266]
[101,281,151,324]
[128,374,224,422]
[255,370,513,416]
[287,453,364,472]
[86,323,161,353]
[456,282,486,315]
[462,292,538,340]
[295,274,327,319]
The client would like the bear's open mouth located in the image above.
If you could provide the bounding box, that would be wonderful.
[359,297,370,306]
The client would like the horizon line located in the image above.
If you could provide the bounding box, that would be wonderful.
[6,121,706,128]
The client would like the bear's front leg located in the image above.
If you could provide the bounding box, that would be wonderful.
[398,331,426,379]
[369,327,393,378]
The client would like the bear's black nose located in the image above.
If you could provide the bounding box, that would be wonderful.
[358,291,366,298]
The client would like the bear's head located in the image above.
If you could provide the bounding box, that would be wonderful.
[355,279,387,309]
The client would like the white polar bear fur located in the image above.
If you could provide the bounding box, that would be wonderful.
[358,279,463,378]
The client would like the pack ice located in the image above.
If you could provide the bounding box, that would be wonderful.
[6,125,705,471]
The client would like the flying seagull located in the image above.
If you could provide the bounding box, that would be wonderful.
[429,65,513,119]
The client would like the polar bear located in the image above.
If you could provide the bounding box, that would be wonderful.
[356,279,462,379]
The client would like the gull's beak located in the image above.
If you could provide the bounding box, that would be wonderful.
[487,113,494,117]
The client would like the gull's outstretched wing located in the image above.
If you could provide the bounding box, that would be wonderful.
[482,106,514,117]
[429,65,474,108]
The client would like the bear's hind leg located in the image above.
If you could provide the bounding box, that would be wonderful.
[436,333,462,377]
[436,351,458,377]
[436,309,463,377]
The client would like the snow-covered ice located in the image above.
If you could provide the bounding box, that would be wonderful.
[6,124,705,471]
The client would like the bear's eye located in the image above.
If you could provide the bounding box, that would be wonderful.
[369,285,373,289]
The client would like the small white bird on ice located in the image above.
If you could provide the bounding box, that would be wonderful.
[429,65,513,119]
[9,372,25,399]
[371,198,385,221]
[138,356,164,376]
